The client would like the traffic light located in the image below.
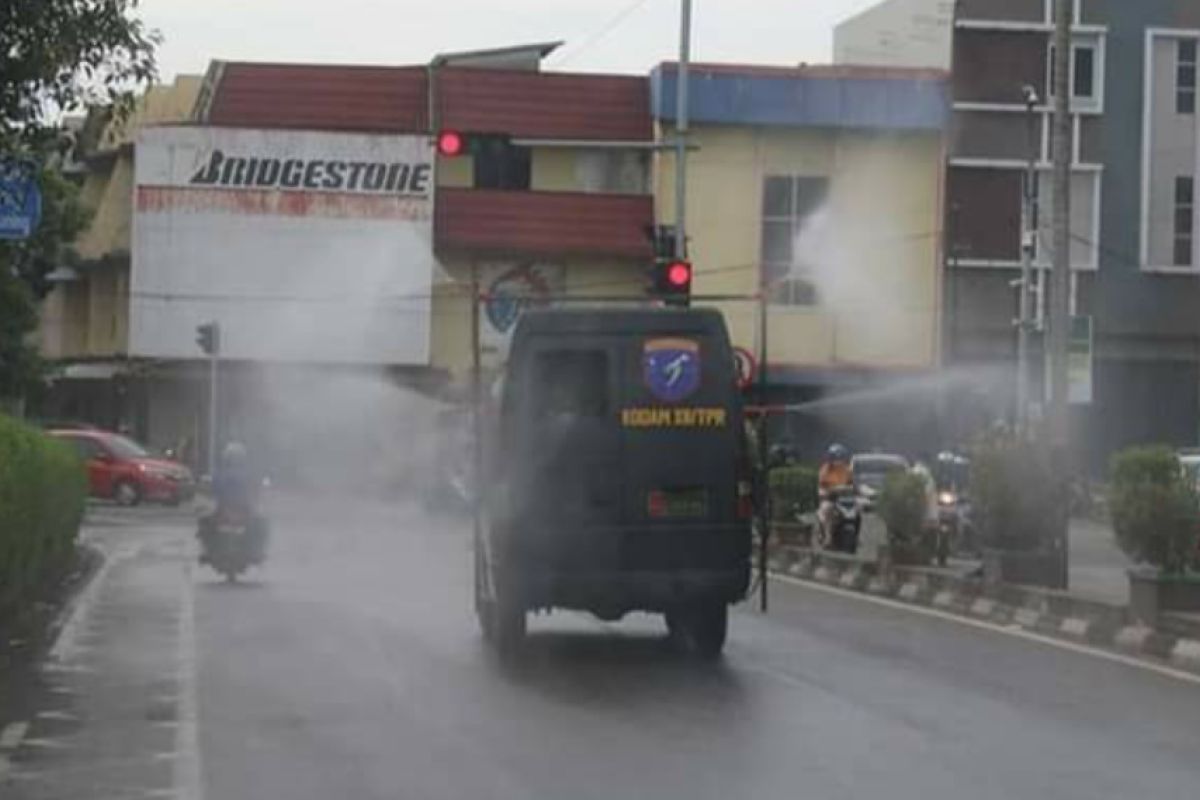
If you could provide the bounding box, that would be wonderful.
[195,322,220,356]
[434,130,514,159]
[654,259,692,306]
[436,129,465,158]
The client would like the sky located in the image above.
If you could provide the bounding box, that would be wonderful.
[139,0,885,81]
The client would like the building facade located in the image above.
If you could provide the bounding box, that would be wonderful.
[946,0,1200,469]
[837,0,1200,468]
[651,63,950,457]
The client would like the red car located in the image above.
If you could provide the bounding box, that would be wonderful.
[49,429,196,506]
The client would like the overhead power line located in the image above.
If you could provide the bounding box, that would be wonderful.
[550,0,656,68]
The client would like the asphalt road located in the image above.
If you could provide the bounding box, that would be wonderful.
[3,496,1199,800]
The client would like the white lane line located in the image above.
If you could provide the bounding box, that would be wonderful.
[0,721,29,750]
[173,560,205,800]
[35,710,79,722]
[49,543,138,662]
[768,573,1200,687]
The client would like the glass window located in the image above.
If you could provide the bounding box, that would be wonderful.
[1048,43,1098,102]
[531,351,609,418]
[473,136,532,190]
[760,174,829,305]
[1073,46,1095,99]
[1178,39,1197,115]
[1174,176,1194,267]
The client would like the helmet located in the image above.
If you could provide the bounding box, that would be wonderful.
[221,441,248,464]
[827,443,850,462]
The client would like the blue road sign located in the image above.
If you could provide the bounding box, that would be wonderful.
[0,157,42,240]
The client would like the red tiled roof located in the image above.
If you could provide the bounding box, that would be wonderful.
[203,62,654,141]
[435,68,652,141]
[206,63,428,133]
[436,188,653,259]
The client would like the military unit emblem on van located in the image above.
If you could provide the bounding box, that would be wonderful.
[642,338,701,402]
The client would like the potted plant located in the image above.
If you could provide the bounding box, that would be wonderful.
[971,431,1066,588]
[878,469,931,566]
[1109,446,1200,625]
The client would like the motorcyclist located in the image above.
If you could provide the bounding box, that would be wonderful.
[199,441,268,565]
[817,444,855,544]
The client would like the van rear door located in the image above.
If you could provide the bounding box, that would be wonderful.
[618,329,741,539]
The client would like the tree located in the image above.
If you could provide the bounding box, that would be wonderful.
[1,1,159,150]
[0,1,157,398]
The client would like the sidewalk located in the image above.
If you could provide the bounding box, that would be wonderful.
[1066,517,1132,605]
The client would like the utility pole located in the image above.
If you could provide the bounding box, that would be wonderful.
[674,0,692,260]
[1017,85,1040,434]
[1049,0,1072,444]
[1049,0,1073,588]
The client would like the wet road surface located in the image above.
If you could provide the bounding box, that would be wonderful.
[3,496,1199,800]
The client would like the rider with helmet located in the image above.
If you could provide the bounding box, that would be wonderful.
[817,444,855,543]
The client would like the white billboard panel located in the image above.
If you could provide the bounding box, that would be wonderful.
[132,126,434,364]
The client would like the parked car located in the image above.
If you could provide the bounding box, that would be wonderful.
[850,452,910,510]
[49,429,195,506]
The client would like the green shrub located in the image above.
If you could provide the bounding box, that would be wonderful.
[878,470,929,551]
[970,432,1060,551]
[0,414,86,618]
[1109,445,1199,575]
[768,464,818,521]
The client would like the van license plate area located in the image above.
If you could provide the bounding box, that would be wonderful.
[647,487,708,518]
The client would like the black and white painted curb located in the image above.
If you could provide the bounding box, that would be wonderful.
[766,546,1200,677]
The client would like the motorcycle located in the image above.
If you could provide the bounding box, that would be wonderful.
[934,488,977,565]
[199,504,268,581]
[818,487,862,554]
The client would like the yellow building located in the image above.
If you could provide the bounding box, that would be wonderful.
[651,63,949,453]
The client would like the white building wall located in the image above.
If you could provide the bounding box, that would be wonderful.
[834,0,955,70]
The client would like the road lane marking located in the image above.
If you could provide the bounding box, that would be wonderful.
[0,721,29,750]
[768,573,1200,687]
[173,560,205,800]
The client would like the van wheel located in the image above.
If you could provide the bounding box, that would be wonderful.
[666,604,728,660]
[474,547,496,641]
[491,585,526,655]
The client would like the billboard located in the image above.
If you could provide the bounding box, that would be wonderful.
[132,126,434,364]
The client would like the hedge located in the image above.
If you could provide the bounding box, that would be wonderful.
[769,464,819,521]
[1109,445,1199,575]
[0,413,86,618]
[878,469,929,553]
[971,431,1060,551]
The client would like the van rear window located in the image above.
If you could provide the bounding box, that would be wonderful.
[531,351,609,418]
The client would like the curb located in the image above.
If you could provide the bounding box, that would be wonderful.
[768,546,1200,677]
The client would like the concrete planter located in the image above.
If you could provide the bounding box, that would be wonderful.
[1128,567,1200,626]
[982,548,1067,590]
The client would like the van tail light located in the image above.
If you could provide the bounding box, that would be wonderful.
[737,479,754,520]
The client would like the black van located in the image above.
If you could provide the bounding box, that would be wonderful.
[475,308,752,657]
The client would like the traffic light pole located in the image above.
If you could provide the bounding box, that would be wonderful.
[207,351,218,480]
[673,0,691,261]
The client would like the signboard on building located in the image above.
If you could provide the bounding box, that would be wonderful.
[479,262,564,365]
[132,127,434,363]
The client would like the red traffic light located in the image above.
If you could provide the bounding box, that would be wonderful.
[666,260,692,288]
[436,130,465,157]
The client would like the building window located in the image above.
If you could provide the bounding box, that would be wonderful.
[1178,39,1197,115]
[473,137,531,190]
[761,175,829,305]
[1048,43,1098,102]
[1175,176,1194,267]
